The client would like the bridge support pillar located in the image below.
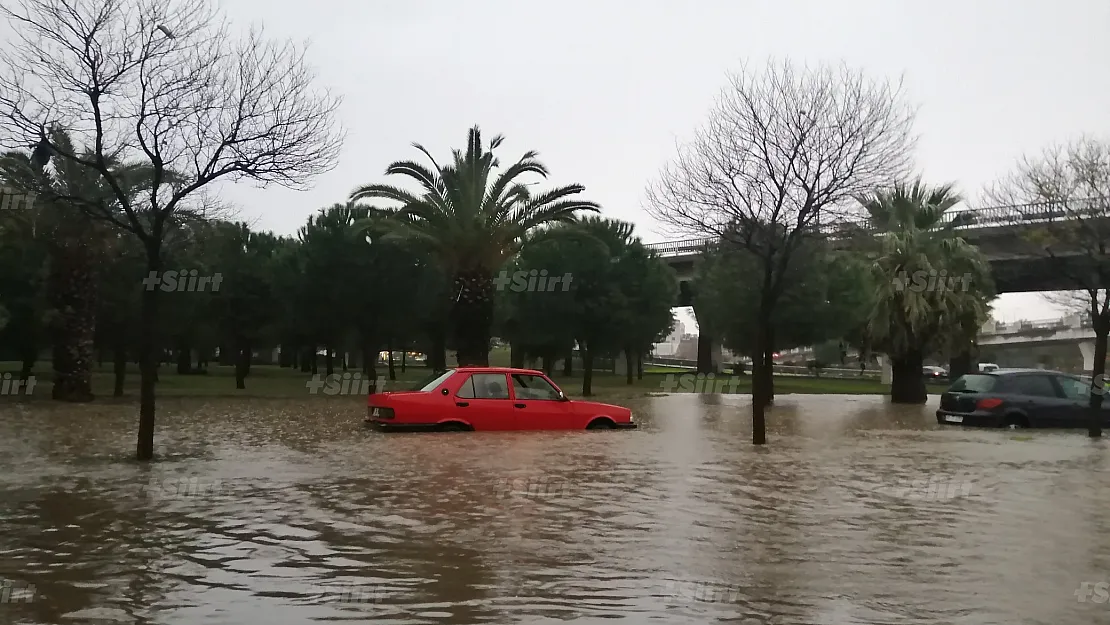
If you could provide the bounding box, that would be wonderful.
[1080,341,1096,372]
[877,354,893,385]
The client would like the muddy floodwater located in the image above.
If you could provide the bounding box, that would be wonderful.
[2,394,1110,625]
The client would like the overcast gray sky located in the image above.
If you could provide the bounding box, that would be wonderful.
[212,0,1109,323]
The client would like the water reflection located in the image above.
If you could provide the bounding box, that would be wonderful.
[1,394,1108,624]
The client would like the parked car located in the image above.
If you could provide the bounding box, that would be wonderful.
[978,363,999,373]
[365,367,637,432]
[936,369,1110,429]
[922,365,948,381]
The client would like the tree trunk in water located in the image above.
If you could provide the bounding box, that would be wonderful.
[541,353,554,377]
[949,349,974,382]
[637,352,643,380]
[625,350,634,385]
[429,327,447,373]
[136,248,161,462]
[235,339,249,390]
[325,348,335,376]
[1087,327,1107,438]
[176,338,191,375]
[451,270,493,366]
[387,340,396,381]
[563,354,573,377]
[310,349,318,375]
[890,349,927,404]
[300,347,312,373]
[581,343,594,396]
[401,350,406,373]
[751,321,770,445]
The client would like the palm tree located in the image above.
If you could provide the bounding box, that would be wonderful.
[859,179,994,403]
[0,131,159,401]
[350,126,600,366]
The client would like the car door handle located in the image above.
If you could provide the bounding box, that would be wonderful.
[514,403,526,408]
[456,402,469,407]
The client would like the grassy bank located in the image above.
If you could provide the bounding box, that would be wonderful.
[0,358,947,404]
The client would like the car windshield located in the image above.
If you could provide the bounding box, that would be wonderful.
[414,369,455,392]
[948,374,997,393]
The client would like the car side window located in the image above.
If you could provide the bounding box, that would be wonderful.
[1057,376,1091,401]
[511,374,561,400]
[456,375,477,399]
[459,373,510,399]
[1009,375,1060,398]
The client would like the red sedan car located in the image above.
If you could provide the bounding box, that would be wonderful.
[365,367,637,432]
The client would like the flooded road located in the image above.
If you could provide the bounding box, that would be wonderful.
[1,394,1109,625]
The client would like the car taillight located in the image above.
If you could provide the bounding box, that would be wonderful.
[976,398,1003,410]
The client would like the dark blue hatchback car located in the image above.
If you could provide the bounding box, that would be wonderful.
[937,369,1110,429]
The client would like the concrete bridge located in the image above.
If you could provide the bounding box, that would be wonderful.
[646,201,1108,305]
[644,201,1108,371]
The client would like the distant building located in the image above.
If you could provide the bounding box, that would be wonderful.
[653,320,687,357]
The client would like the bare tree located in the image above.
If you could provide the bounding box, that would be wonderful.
[646,60,915,444]
[0,0,343,459]
[989,138,1110,438]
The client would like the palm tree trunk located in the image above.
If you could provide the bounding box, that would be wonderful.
[890,348,927,404]
[625,349,634,385]
[48,237,97,402]
[563,353,573,377]
[451,269,493,366]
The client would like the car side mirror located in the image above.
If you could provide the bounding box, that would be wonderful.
[557,391,569,402]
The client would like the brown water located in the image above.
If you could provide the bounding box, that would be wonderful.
[1,394,1109,625]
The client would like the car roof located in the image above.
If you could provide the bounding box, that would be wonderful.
[980,368,1068,376]
[454,366,545,375]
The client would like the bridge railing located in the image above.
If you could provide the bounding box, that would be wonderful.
[645,198,1109,256]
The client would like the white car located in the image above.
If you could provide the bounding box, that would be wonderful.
[978,363,999,373]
